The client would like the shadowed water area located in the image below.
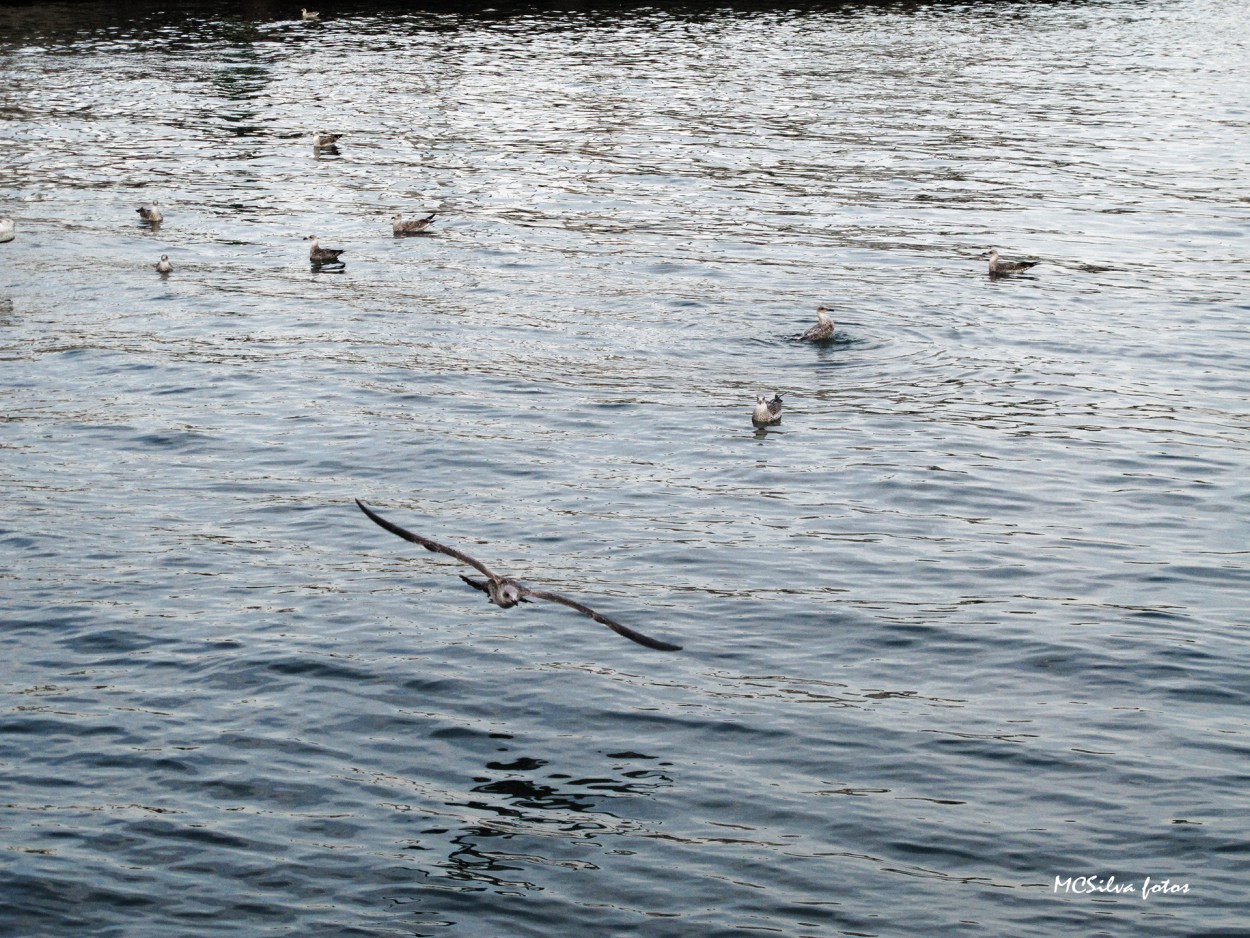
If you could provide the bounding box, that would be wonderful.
[2,0,1248,934]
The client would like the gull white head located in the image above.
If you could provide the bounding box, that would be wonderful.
[492,580,526,608]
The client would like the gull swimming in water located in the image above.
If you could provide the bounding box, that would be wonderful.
[794,305,835,342]
[983,248,1038,276]
[304,235,345,265]
[136,203,163,225]
[356,499,683,652]
[301,8,320,20]
[312,132,341,148]
[392,212,437,235]
[0,218,13,243]
[156,254,173,274]
[752,393,783,426]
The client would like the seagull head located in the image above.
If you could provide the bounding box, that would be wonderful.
[489,579,526,608]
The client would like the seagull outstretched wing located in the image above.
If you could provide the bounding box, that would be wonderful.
[356,499,499,581]
[522,587,683,651]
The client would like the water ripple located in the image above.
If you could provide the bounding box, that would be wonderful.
[3,1,1249,936]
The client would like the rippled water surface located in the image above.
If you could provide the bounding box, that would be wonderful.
[2,0,1248,934]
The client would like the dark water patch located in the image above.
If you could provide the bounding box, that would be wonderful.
[265,653,378,683]
[0,874,155,937]
[59,627,181,656]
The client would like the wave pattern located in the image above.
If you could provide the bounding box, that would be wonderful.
[2,0,1248,935]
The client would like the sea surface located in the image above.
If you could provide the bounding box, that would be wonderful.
[2,0,1248,935]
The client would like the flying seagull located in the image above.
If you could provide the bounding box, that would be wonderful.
[304,235,345,265]
[794,305,835,342]
[752,393,783,426]
[356,499,682,651]
[983,248,1038,276]
[392,212,437,235]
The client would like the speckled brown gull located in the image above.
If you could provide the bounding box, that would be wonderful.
[137,202,163,224]
[392,212,437,235]
[983,248,1038,276]
[795,306,835,342]
[304,235,345,265]
[356,500,682,652]
[752,393,783,426]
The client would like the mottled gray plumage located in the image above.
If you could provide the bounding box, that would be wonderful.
[984,248,1038,276]
[304,235,345,265]
[392,212,437,235]
[752,393,783,426]
[795,306,835,342]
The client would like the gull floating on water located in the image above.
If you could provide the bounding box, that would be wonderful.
[304,235,345,265]
[794,305,835,342]
[392,212,437,235]
[156,254,173,274]
[137,203,163,225]
[312,132,341,148]
[356,500,683,652]
[983,248,1038,276]
[752,393,783,426]
[301,8,320,20]
[0,218,13,243]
